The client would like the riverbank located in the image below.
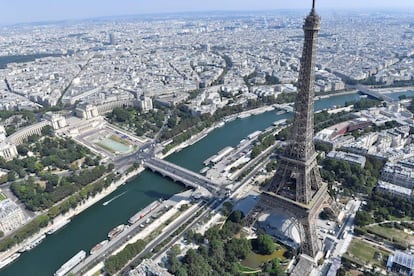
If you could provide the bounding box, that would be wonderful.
[159,105,278,159]
[317,89,358,99]
[0,167,144,262]
[317,85,414,99]
[158,84,414,159]
[84,190,195,276]
[372,86,414,94]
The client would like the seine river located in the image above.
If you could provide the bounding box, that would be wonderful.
[1,90,413,276]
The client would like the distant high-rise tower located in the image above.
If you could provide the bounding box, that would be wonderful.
[247,0,334,259]
[109,33,116,45]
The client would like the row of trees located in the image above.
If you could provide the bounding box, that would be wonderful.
[105,240,147,275]
[161,95,282,153]
[251,132,276,159]
[314,111,356,133]
[10,165,108,211]
[275,110,356,141]
[355,192,414,227]
[344,98,382,111]
[0,173,117,252]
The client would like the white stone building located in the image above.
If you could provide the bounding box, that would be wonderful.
[0,199,26,234]
[138,95,153,112]
[0,125,18,161]
[75,104,99,119]
[44,112,67,130]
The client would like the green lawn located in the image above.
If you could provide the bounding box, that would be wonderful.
[345,239,390,268]
[366,225,414,245]
[0,192,6,201]
[110,134,131,146]
[97,142,116,153]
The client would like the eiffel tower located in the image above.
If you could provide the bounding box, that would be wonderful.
[247,0,333,259]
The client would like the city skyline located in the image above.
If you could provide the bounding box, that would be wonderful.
[1,0,414,25]
[0,0,414,275]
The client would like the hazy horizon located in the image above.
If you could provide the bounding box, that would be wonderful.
[2,0,414,25]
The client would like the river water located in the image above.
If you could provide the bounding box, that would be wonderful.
[1,90,413,276]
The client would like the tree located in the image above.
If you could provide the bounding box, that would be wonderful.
[263,258,285,276]
[107,163,115,172]
[228,210,244,224]
[221,201,233,216]
[254,234,276,255]
[84,156,95,166]
[183,248,212,276]
[27,134,40,144]
[41,125,54,136]
[16,145,29,156]
[176,267,188,276]
[7,171,16,182]
[209,239,225,263]
[111,107,131,122]
[225,238,251,261]
[355,210,373,226]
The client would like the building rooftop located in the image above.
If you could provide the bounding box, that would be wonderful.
[0,199,21,219]
[377,181,412,196]
[387,250,414,270]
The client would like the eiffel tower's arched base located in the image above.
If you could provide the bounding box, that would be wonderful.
[245,182,331,258]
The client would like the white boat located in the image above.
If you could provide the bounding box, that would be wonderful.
[108,224,126,240]
[90,240,108,255]
[102,191,127,206]
[128,201,160,224]
[47,219,71,235]
[19,234,46,252]
[54,250,86,276]
[0,253,20,270]
[237,113,251,119]
[199,167,209,174]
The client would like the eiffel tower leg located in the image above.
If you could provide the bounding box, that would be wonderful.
[300,217,319,257]
[310,159,322,190]
[244,204,264,227]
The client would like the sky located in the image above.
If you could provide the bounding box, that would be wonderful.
[2,0,414,25]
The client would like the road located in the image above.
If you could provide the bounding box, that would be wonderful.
[117,200,211,275]
[319,200,361,276]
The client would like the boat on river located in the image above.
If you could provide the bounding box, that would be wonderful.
[90,240,108,255]
[0,253,21,270]
[47,219,71,235]
[108,224,126,240]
